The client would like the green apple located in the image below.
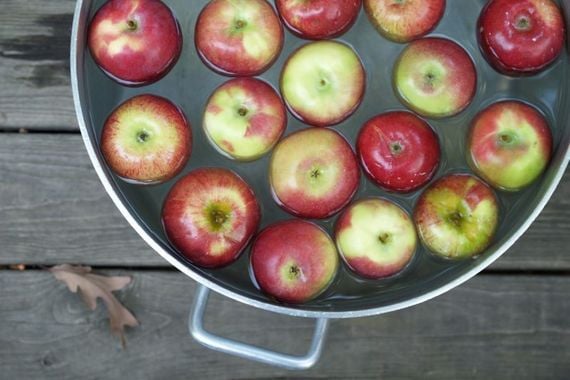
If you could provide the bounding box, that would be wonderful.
[335,198,417,279]
[280,40,366,127]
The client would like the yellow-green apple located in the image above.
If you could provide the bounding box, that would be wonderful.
[467,101,553,191]
[195,0,284,76]
[269,128,360,219]
[280,41,366,127]
[101,94,191,184]
[162,168,260,268]
[335,198,417,279]
[251,220,339,304]
[414,174,499,260]
[88,0,182,86]
[364,0,446,43]
[357,111,440,192]
[203,78,287,162]
[478,0,565,76]
[393,38,477,118]
[275,0,362,40]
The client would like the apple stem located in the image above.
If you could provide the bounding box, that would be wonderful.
[237,107,248,117]
[137,131,150,143]
[390,142,403,156]
[448,211,463,228]
[288,265,302,280]
[126,20,138,31]
[514,15,532,31]
[378,233,391,245]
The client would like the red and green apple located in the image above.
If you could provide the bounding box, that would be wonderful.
[335,198,417,279]
[467,101,553,191]
[100,94,191,184]
[203,78,287,162]
[364,0,446,43]
[275,0,362,40]
[393,37,477,119]
[88,0,182,86]
[414,174,499,260]
[162,168,260,269]
[251,219,339,304]
[280,41,366,127]
[269,128,360,219]
[195,0,284,76]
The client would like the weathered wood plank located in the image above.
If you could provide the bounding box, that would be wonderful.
[0,271,568,379]
[0,134,568,269]
[0,0,76,130]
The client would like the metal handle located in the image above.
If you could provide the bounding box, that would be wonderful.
[189,285,329,370]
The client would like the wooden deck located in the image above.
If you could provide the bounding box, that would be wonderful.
[0,1,568,378]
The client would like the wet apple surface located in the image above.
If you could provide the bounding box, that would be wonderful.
[393,37,477,118]
[275,0,362,40]
[478,0,566,76]
[88,0,182,86]
[203,78,287,162]
[468,101,553,191]
[100,94,191,184]
[195,0,284,76]
[162,168,260,269]
[364,0,446,43]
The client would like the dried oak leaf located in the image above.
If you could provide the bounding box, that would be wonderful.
[49,264,139,347]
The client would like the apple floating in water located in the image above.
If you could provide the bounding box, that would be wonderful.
[357,111,441,193]
[280,41,366,127]
[414,174,499,260]
[467,101,553,192]
[275,0,362,40]
[393,37,477,119]
[100,94,191,184]
[203,78,287,162]
[162,168,260,269]
[478,0,565,76]
[195,0,284,76]
[335,198,417,279]
[88,0,182,86]
[251,220,339,304]
[269,128,360,219]
[364,0,446,43]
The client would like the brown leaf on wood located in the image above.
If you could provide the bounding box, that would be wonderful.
[49,264,139,348]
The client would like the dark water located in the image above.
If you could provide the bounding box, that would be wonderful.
[83,0,570,314]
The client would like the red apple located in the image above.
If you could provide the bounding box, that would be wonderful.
[251,220,339,304]
[414,174,499,260]
[88,0,182,86]
[203,78,287,162]
[357,111,440,192]
[275,0,362,40]
[270,128,360,219]
[478,0,565,76]
[393,38,477,118]
[162,168,260,268]
[195,0,284,76]
[467,101,553,191]
[335,198,417,279]
[280,41,366,127]
[100,94,191,184]
[364,0,446,43]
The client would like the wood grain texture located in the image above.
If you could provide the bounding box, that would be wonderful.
[0,270,568,380]
[0,0,76,130]
[0,133,568,269]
